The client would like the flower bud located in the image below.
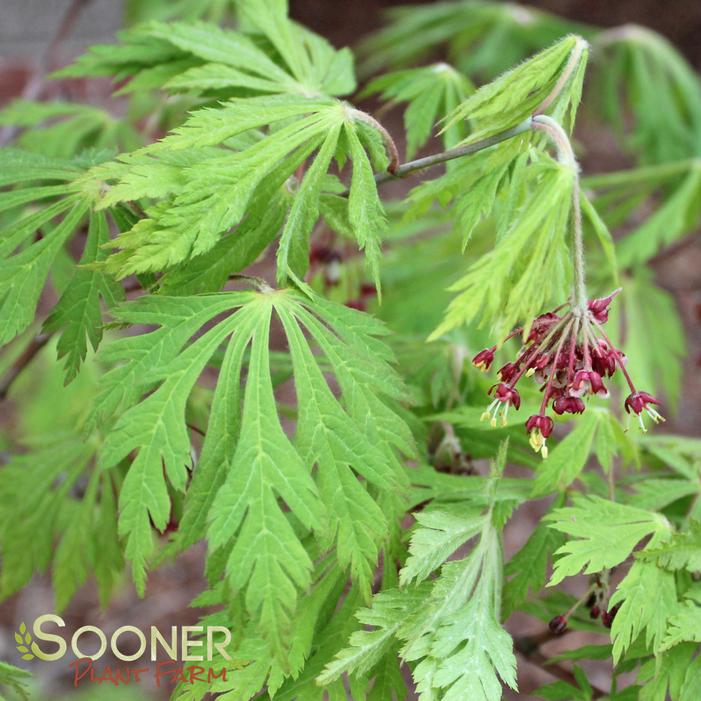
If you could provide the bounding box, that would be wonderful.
[588,288,621,323]
[553,396,585,415]
[473,347,496,372]
[548,615,568,635]
[624,391,665,431]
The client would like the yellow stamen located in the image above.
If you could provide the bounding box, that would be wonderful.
[529,428,544,453]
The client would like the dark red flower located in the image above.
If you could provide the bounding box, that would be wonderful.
[498,362,519,383]
[590,605,601,619]
[553,396,586,415]
[492,383,521,409]
[588,288,621,324]
[473,347,496,372]
[525,414,554,438]
[591,341,618,377]
[530,353,551,371]
[345,299,365,311]
[548,615,568,636]
[359,283,377,298]
[624,391,658,414]
[526,414,554,457]
[474,290,662,454]
[482,383,521,426]
[602,604,620,629]
[528,313,561,342]
[571,369,607,397]
[624,391,664,431]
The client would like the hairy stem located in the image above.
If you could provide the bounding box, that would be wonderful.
[532,114,587,311]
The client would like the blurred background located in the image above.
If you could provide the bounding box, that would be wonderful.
[1,1,700,700]
[2,1,701,66]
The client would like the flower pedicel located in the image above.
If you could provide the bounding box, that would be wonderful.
[474,289,664,458]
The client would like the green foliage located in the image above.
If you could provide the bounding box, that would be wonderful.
[443,35,588,142]
[640,521,701,571]
[0,433,122,609]
[532,409,622,496]
[364,63,473,157]
[608,269,686,408]
[88,97,390,285]
[547,496,671,584]
[431,157,574,339]
[662,599,701,650]
[0,150,93,348]
[44,210,124,381]
[595,26,701,163]
[56,10,355,99]
[608,551,677,661]
[124,0,237,24]
[0,661,31,700]
[637,644,700,701]
[585,160,701,268]
[0,2,700,700]
[502,498,566,618]
[0,99,141,157]
[364,1,700,163]
[360,1,588,78]
[321,450,517,700]
[95,289,412,666]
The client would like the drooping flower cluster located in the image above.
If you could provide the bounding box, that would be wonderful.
[548,574,620,635]
[473,289,664,458]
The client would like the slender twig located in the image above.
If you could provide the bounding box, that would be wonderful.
[364,37,586,188]
[0,0,93,146]
[372,118,533,188]
[0,334,51,400]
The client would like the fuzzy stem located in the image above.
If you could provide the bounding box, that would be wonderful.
[531,114,587,312]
